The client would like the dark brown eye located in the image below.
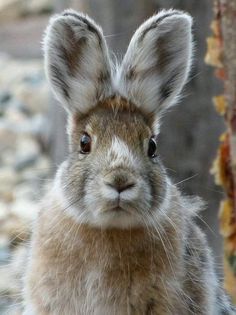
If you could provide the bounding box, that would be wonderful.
[148,137,157,158]
[80,133,91,154]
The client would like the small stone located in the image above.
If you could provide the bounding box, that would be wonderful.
[0,168,17,186]
[1,151,16,167]
[5,106,28,124]
[0,126,17,151]
[0,202,9,220]
[13,81,49,115]
[0,213,29,245]
[0,0,24,22]
[0,235,9,249]
[0,168,18,201]
[14,154,38,172]
[11,199,39,222]
[0,247,10,263]
[0,90,11,105]
[15,136,40,158]
[0,189,14,203]
[13,183,35,201]
[24,0,53,15]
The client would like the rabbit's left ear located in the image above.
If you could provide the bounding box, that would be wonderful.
[44,10,112,114]
[116,10,193,117]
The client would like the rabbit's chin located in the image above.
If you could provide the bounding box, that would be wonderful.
[88,207,144,229]
[64,202,145,229]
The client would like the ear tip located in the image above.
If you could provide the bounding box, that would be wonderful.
[154,9,193,28]
[46,9,83,26]
[61,8,89,21]
[44,8,104,42]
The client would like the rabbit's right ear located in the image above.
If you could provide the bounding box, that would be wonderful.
[116,10,193,119]
[44,10,112,114]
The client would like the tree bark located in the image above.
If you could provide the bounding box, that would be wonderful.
[206,0,236,302]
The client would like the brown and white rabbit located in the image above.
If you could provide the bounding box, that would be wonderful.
[22,9,236,315]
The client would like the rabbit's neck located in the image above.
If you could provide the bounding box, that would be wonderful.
[27,199,185,314]
[35,201,183,273]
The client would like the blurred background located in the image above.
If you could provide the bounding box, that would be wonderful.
[0,0,225,313]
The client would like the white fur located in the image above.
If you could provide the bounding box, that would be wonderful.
[101,184,119,200]
[107,136,139,168]
[22,304,36,315]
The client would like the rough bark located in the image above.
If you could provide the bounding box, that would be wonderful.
[206,0,236,302]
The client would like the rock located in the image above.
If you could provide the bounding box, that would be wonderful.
[0,54,51,313]
[0,190,14,203]
[1,151,17,167]
[0,0,25,23]
[0,168,17,186]
[13,183,35,201]
[5,105,28,124]
[0,58,43,90]
[0,246,27,315]
[0,246,10,263]
[15,135,40,158]
[24,0,53,15]
[17,114,49,137]
[0,213,29,245]
[34,154,51,171]
[18,158,51,200]
[14,154,38,172]
[0,0,53,23]
[0,168,18,201]
[0,126,17,151]
[13,80,49,115]
[0,235,9,249]
[11,199,39,222]
[0,246,26,293]
[0,91,11,116]
[8,97,30,116]
[0,202,9,220]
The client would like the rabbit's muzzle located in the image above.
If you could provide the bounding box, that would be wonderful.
[103,171,136,194]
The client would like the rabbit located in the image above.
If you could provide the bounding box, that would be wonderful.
[22,9,236,315]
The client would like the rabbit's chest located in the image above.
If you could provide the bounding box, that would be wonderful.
[53,263,177,315]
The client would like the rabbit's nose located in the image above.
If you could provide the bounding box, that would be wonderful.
[105,181,135,193]
[103,172,136,193]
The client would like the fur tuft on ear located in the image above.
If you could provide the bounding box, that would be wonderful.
[44,9,112,114]
[115,9,193,116]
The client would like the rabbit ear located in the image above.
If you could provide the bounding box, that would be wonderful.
[44,9,112,114]
[116,10,193,117]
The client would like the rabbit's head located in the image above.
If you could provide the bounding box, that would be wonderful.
[44,9,193,228]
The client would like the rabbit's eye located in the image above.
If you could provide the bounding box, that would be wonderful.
[80,133,91,154]
[148,137,157,158]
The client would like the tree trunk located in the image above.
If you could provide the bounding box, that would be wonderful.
[206,0,236,302]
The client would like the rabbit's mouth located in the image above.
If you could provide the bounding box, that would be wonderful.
[100,201,133,215]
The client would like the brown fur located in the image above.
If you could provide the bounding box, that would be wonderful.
[25,193,184,314]
[24,184,216,314]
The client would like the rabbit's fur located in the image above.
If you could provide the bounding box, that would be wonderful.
[23,9,236,315]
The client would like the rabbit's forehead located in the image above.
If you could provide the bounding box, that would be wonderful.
[84,97,152,141]
[88,108,151,143]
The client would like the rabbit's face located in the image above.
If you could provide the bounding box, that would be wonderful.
[44,9,192,228]
[60,98,167,228]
